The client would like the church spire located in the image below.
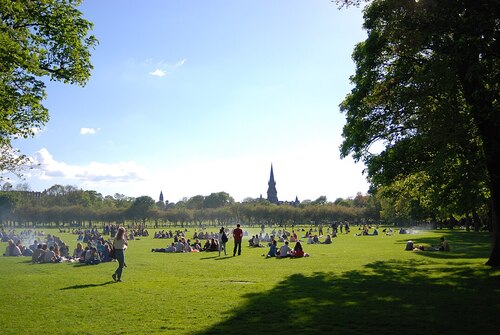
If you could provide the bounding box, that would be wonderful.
[267,164,279,204]
[159,191,164,203]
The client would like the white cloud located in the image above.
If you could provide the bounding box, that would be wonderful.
[31,148,146,184]
[149,69,167,77]
[80,127,100,135]
[175,58,187,68]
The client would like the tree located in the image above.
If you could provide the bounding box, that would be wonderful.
[340,0,500,265]
[0,0,97,176]
[312,196,328,205]
[185,195,205,210]
[127,196,155,224]
[204,192,234,208]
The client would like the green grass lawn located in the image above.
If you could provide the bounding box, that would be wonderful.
[0,227,499,334]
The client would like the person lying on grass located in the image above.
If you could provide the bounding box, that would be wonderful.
[151,242,176,253]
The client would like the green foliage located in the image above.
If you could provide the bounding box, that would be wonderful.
[127,196,156,223]
[0,0,97,176]
[204,191,234,208]
[0,184,377,227]
[340,0,500,264]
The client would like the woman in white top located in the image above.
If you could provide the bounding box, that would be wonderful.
[112,227,128,282]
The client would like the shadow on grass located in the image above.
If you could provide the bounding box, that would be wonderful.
[214,256,233,261]
[60,281,115,290]
[201,259,500,335]
[398,231,493,260]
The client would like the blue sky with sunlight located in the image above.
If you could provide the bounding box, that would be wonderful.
[10,0,369,203]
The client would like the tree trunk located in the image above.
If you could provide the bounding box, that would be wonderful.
[485,199,500,266]
[472,210,481,232]
[475,115,500,266]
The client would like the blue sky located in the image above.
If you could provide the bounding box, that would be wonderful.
[10,0,369,203]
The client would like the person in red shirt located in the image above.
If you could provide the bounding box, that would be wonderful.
[232,223,243,256]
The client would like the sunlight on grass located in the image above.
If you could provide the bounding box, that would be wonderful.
[0,227,499,334]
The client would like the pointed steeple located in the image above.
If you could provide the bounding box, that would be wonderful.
[159,191,164,203]
[267,164,279,204]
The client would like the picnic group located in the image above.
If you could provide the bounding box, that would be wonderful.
[0,226,127,265]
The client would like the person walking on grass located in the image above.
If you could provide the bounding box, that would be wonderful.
[232,223,243,256]
[112,227,128,282]
[219,227,228,256]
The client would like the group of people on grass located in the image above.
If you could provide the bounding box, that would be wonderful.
[150,223,339,258]
[2,228,118,265]
[355,224,379,236]
[152,227,231,256]
[405,237,450,252]
[265,240,310,258]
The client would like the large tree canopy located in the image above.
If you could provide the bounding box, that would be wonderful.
[340,0,499,265]
[0,0,97,176]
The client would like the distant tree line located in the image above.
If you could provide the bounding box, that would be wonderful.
[0,184,380,228]
[0,183,490,230]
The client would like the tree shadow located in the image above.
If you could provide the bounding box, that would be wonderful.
[60,281,115,290]
[201,259,500,335]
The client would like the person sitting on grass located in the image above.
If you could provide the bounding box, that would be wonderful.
[184,240,193,252]
[101,243,112,262]
[60,242,70,258]
[73,242,84,259]
[203,239,211,251]
[439,237,450,251]
[248,235,255,247]
[191,239,202,251]
[265,240,278,258]
[85,247,101,265]
[176,239,185,253]
[405,240,414,251]
[322,235,332,244]
[41,245,56,263]
[32,244,45,263]
[16,240,27,255]
[3,239,22,256]
[53,243,61,259]
[291,241,309,258]
[277,241,291,258]
[209,238,219,252]
[252,235,263,247]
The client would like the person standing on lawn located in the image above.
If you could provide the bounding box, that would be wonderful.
[112,227,128,282]
[232,224,243,256]
[219,227,228,256]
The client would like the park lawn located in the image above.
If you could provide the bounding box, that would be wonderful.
[0,227,499,335]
